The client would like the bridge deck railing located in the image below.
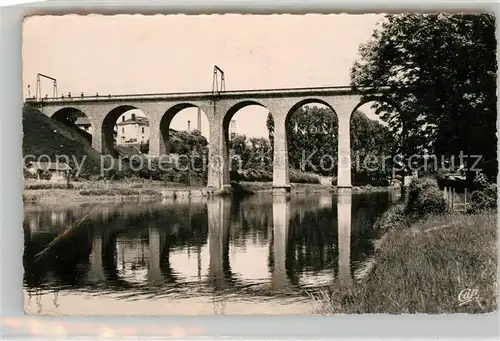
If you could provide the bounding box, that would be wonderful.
[24,85,390,104]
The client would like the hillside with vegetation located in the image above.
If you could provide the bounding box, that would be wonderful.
[22,104,104,178]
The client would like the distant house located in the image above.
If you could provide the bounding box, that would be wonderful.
[75,116,92,134]
[116,113,150,146]
[25,161,72,182]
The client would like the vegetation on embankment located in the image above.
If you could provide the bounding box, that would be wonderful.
[23,181,391,206]
[309,176,497,314]
[236,181,393,194]
[23,188,164,205]
[79,188,162,197]
[22,104,107,177]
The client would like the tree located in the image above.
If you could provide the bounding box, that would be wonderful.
[351,14,497,181]
[39,169,52,180]
[286,106,337,176]
[139,140,149,154]
[351,111,396,185]
[247,137,272,171]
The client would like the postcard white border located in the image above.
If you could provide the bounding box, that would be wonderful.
[1,1,499,339]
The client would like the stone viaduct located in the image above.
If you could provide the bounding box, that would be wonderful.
[26,86,387,192]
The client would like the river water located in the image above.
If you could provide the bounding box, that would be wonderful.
[23,191,399,315]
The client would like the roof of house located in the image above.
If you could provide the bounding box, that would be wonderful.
[115,145,142,157]
[116,116,149,126]
[75,117,91,125]
[27,161,71,171]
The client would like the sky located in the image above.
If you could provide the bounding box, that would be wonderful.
[23,14,384,139]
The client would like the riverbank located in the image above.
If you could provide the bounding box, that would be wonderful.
[23,187,211,205]
[309,210,497,314]
[237,181,393,194]
[23,180,395,205]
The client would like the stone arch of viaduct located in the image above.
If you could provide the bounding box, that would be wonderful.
[35,88,391,192]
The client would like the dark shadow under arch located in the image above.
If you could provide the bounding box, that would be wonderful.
[51,107,92,143]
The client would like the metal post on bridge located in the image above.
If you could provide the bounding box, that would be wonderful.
[36,73,57,101]
[211,65,225,102]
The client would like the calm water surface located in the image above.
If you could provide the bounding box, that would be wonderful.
[23,191,398,315]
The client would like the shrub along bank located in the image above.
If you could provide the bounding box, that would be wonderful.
[374,177,448,232]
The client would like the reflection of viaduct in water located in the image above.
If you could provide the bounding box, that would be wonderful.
[27,192,379,295]
[207,197,232,289]
[87,234,105,283]
[84,195,312,290]
[77,194,355,289]
[85,198,235,289]
[271,194,292,291]
[337,194,352,287]
[271,193,354,288]
[87,222,175,286]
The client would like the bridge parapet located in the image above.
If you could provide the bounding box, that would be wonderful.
[24,85,389,105]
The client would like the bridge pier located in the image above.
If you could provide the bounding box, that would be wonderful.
[91,128,103,156]
[207,114,226,191]
[148,120,162,157]
[337,114,352,189]
[272,114,291,192]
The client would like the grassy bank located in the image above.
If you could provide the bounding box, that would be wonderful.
[237,181,392,194]
[310,211,497,314]
[309,177,497,314]
[23,188,165,205]
[24,178,395,205]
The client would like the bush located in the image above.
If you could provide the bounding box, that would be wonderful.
[469,183,497,212]
[352,172,390,186]
[234,169,273,182]
[23,194,39,202]
[174,172,189,184]
[23,169,37,180]
[79,188,140,196]
[405,177,447,220]
[289,169,321,184]
[39,170,52,180]
[473,172,489,189]
[141,189,162,197]
[25,183,74,190]
[374,203,406,232]
[161,172,174,183]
